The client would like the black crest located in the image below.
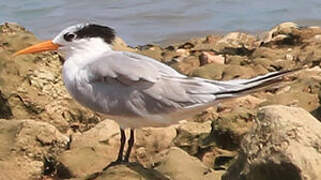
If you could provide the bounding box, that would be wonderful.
[74,24,115,44]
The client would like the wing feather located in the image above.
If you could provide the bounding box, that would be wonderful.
[86,51,164,87]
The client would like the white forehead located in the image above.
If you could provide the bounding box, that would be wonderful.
[53,23,87,42]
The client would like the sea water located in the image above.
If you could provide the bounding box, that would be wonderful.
[1,0,321,45]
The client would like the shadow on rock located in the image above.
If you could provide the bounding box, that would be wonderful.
[87,163,169,180]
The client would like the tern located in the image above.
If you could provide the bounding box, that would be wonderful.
[14,23,297,166]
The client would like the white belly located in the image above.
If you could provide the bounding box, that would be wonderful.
[62,61,208,128]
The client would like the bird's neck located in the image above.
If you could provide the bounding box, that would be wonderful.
[61,38,113,87]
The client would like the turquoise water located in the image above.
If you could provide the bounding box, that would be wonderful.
[1,0,321,45]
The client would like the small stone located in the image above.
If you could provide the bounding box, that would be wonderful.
[199,51,225,65]
[285,54,294,61]
[175,48,190,57]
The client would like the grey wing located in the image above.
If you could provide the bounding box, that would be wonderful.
[85,51,220,108]
[86,52,160,87]
[84,51,292,119]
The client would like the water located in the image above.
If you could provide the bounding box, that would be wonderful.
[1,0,321,46]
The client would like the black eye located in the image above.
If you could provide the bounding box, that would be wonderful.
[64,33,76,42]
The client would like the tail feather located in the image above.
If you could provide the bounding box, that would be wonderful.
[212,68,301,100]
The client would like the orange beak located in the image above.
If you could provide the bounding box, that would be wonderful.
[13,40,59,56]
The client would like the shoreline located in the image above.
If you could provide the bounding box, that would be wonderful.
[155,19,321,47]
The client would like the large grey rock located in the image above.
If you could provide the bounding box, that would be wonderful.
[223,105,321,180]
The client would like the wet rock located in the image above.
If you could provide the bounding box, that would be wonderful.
[155,147,223,180]
[223,105,321,180]
[199,51,225,65]
[0,119,69,180]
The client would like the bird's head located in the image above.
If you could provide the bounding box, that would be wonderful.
[14,23,116,58]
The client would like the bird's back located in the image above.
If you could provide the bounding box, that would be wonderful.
[63,50,297,128]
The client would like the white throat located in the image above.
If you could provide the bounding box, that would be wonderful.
[60,37,113,89]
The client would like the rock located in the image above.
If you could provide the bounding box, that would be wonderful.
[174,121,212,155]
[215,32,257,55]
[135,126,177,167]
[175,48,190,57]
[260,69,320,113]
[136,44,163,61]
[261,22,300,46]
[57,119,121,178]
[223,105,321,180]
[178,42,195,49]
[95,163,169,180]
[199,51,225,65]
[203,147,237,170]
[204,34,222,44]
[112,36,135,52]
[0,90,12,118]
[191,63,225,80]
[155,147,222,180]
[0,119,69,180]
[210,106,256,150]
[57,119,177,178]
[0,23,101,132]
[225,55,249,65]
[172,56,200,75]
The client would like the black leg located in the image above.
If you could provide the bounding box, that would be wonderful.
[103,128,126,171]
[124,128,135,162]
[116,128,126,162]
